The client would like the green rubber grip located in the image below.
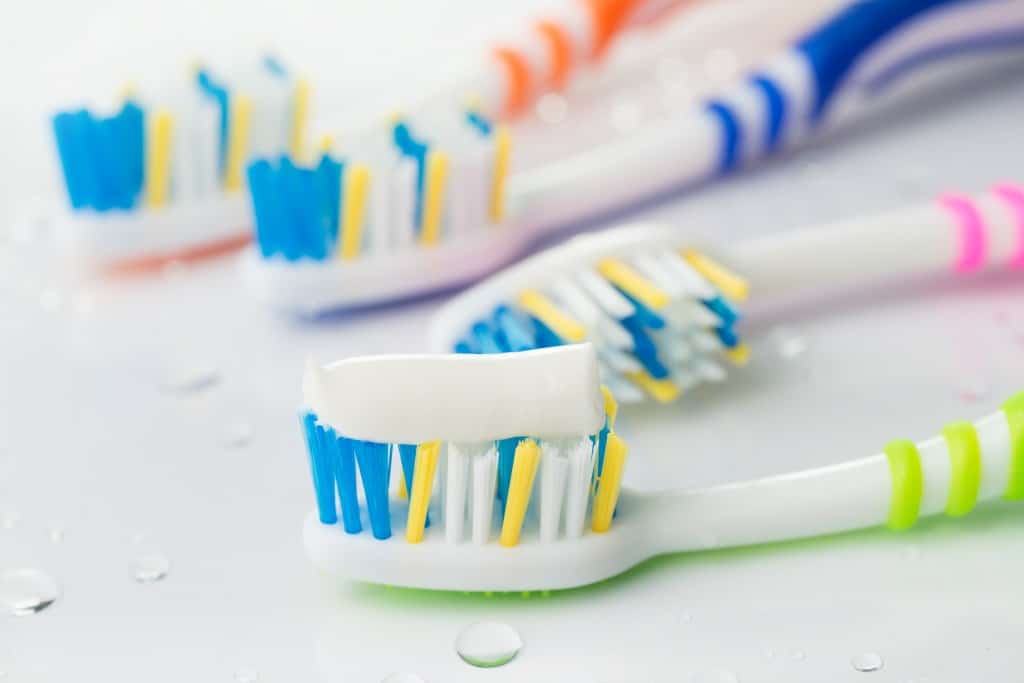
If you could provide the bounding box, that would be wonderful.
[1004,391,1024,500]
[942,421,981,517]
[884,439,923,531]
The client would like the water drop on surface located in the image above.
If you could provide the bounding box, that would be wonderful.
[49,524,65,543]
[222,421,253,448]
[1,510,19,530]
[679,610,693,623]
[535,93,568,125]
[161,363,220,394]
[0,569,60,616]
[851,653,883,672]
[763,648,776,660]
[381,674,427,683]
[456,621,522,668]
[234,668,259,683]
[772,326,808,359]
[691,669,739,683]
[134,554,170,583]
[790,650,806,661]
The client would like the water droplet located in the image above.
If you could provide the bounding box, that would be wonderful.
[161,363,220,394]
[133,554,170,583]
[610,102,642,133]
[49,524,65,543]
[234,668,259,683]
[0,569,60,616]
[790,650,806,661]
[222,421,253,448]
[535,93,568,125]
[679,610,693,623]
[1,510,20,530]
[851,653,884,672]
[381,674,427,683]
[131,530,150,545]
[39,288,62,312]
[763,648,776,660]
[772,326,808,359]
[691,669,739,683]
[455,621,522,668]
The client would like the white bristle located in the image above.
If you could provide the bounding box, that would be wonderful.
[434,445,448,525]
[447,152,473,237]
[600,346,644,374]
[172,111,196,202]
[595,316,635,350]
[663,337,693,362]
[551,277,601,326]
[444,442,474,543]
[564,437,596,539]
[695,358,727,382]
[672,367,701,392]
[368,156,393,253]
[690,329,723,353]
[632,251,687,297]
[605,376,647,403]
[391,158,417,249]
[193,97,219,197]
[539,442,570,543]
[668,299,721,328]
[575,269,635,320]
[474,137,495,227]
[471,446,498,545]
[656,251,716,300]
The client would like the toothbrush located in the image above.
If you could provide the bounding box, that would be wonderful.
[243,0,1024,315]
[301,344,1024,592]
[428,181,1024,403]
[50,57,311,272]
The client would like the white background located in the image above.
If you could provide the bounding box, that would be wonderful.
[2,1,1024,681]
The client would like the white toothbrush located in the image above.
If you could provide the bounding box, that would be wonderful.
[244,0,1024,314]
[300,344,1024,591]
[428,181,1024,403]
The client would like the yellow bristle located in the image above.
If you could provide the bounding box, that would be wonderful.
[489,125,511,223]
[597,259,670,309]
[290,78,311,161]
[600,385,618,429]
[339,164,370,260]
[725,343,751,366]
[592,433,628,533]
[625,371,680,403]
[499,440,541,547]
[682,249,750,302]
[145,110,174,208]
[517,290,587,342]
[419,150,449,246]
[405,441,441,543]
[318,134,335,154]
[224,95,252,192]
[396,472,408,500]
[119,81,138,100]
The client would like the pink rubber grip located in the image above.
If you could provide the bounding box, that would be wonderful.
[992,183,1024,269]
[938,193,987,273]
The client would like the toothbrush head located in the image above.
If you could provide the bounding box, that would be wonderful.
[300,345,643,592]
[428,223,751,404]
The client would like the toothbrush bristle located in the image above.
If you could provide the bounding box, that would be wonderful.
[247,111,511,261]
[451,248,749,403]
[300,389,627,547]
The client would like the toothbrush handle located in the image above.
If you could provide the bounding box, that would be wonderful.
[644,394,1023,555]
[726,183,1024,303]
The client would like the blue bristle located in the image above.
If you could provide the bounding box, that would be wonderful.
[397,444,430,527]
[392,120,428,228]
[353,440,392,540]
[715,324,739,348]
[96,114,132,209]
[704,295,739,327]
[465,110,492,135]
[263,55,287,77]
[120,101,145,197]
[52,112,88,209]
[70,110,101,210]
[247,160,281,258]
[496,437,520,503]
[616,288,666,330]
[529,317,564,349]
[301,413,337,524]
[274,157,303,260]
[327,432,362,533]
[315,154,342,244]
[471,321,504,354]
[85,110,119,212]
[454,339,475,354]
[196,69,230,175]
[494,306,538,351]
[288,162,327,260]
[620,317,670,379]
[596,425,610,477]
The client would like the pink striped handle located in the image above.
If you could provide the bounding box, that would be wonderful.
[992,183,1024,269]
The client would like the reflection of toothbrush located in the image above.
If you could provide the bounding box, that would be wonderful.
[430,182,1024,403]
[244,0,1024,315]
[301,344,1024,592]
[50,58,310,272]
